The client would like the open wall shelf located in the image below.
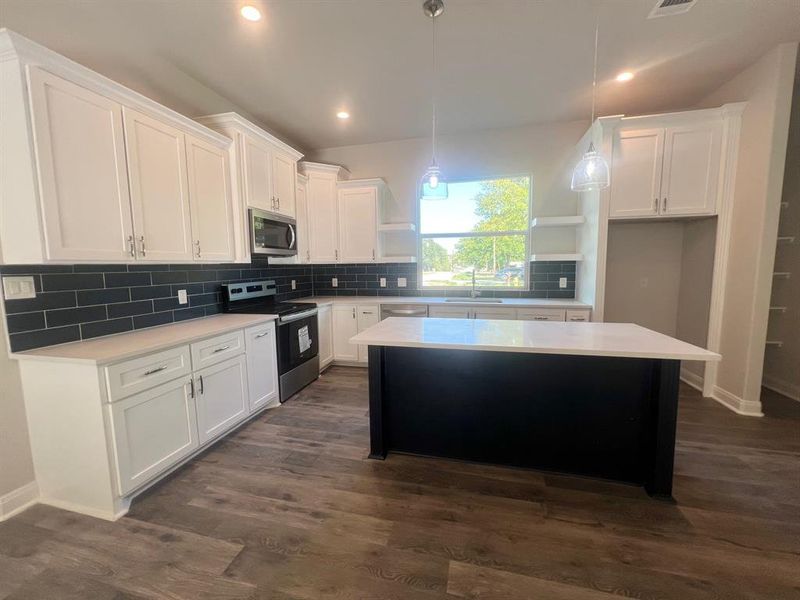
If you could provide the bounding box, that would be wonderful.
[531,216,586,228]
[530,253,584,262]
[379,256,417,263]
[378,223,416,232]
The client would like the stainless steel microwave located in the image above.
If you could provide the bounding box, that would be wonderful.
[249,209,297,256]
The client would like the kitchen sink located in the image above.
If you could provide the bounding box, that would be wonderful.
[444,298,503,303]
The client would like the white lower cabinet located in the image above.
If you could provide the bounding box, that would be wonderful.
[245,322,279,411]
[356,305,381,363]
[318,304,334,370]
[194,354,249,444]
[111,377,199,496]
[516,308,567,321]
[566,309,592,322]
[332,304,360,362]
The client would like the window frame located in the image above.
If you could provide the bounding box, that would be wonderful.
[416,174,532,291]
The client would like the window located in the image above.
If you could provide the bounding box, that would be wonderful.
[419,176,530,289]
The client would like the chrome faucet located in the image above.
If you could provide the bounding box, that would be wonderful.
[471,268,480,299]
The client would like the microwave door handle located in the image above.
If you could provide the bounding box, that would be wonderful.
[287,224,296,250]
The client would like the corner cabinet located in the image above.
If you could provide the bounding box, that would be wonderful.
[338,184,379,263]
[609,114,723,220]
[0,32,239,264]
[303,162,350,263]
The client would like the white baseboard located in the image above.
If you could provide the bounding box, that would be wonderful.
[680,368,704,393]
[712,385,764,417]
[762,374,800,402]
[38,497,128,522]
[0,481,38,521]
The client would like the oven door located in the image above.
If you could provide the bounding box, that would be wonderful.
[277,310,319,374]
[250,208,297,256]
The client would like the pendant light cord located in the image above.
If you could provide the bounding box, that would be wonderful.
[591,15,599,124]
[431,10,437,164]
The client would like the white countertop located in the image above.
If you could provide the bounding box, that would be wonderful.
[12,313,277,365]
[297,295,592,309]
[350,317,721,361]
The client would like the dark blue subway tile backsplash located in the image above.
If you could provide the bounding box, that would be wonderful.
[1,260,575,352]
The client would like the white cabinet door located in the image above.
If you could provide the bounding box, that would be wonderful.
[516,308,566,321]
[332,304,359,361]
[660,123,721,217]
[122,107,193,262]
[609,128,664,219]
[566,309,592,322]
[195,354,249,444]
[110,377,198,495]
[272,151,296,218]
[356,305,380,363]
[242,135,272,212]
[429,305,472,318]
[186,135,235,262]
[472,307,517,320]
[318,304,334,369]
[245,322,279,412]
[338,187,378,263]
[307,174,339,263]
[27,67,134,261]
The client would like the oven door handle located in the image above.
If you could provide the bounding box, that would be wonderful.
[287,223,296,250]
[279,308,318,324]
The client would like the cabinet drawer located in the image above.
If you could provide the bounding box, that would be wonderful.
[106,345,191,402]
[566,309,592,322]
[516,308,566,322]
[190,330,245,370]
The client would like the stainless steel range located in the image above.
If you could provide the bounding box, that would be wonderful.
[221,281,318,402]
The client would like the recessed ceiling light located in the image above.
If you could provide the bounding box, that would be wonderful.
[336,111,350,120]
[616,71,635,82]
[240,5,262,21]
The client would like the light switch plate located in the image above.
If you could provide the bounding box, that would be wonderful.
[177,289,188,305]
[380,277,387,288]
[332,277,338,288]
[291,279,296,290]
[559,277,567,289]
[397,277,407,288]
[2,276,36,300]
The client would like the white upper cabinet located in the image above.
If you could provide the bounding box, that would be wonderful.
[306,166,343,263]
[242,135,272,213]
[609,128,664,219]
[26,67,134,261]
[122,107,194,262]
[295,176,309,263]
[185,135,235,262]
[660,123,721,217]
[609,117,723,220]
[272,151,296,218]
[338,185,378,263]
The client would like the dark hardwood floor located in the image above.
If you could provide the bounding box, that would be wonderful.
[1,366,799,599]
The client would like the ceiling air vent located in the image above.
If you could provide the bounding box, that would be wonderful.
[648,0,698,19]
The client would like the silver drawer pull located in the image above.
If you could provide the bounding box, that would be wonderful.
[254,331,269,339]
[144,365,168,376]
[570,317,586,321]
[533,316,548,321]
[212,345,231,353]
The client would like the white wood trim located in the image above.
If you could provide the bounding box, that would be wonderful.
[703,102,745,398]
[195,112,303,159]
[38,496,130,522]
[337,177,386,189]
[711,385,764,417]
[299,161,350,179]
[1,29,231,148]
[762,374,800,402]
[680,367,705,393]
[0,480,39,521]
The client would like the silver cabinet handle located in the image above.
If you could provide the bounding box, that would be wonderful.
[189,378,195,398]
[128,235,136,257]
[212,345,231,353]
[352,308,356,319]
[662,197,667,213]
[653,198,658,213]
[199,375,204,395]
[139,235,146,257]
[254,331,269,339]
[306,250,310,261]
[569,317,586,322]
[372,249,376,260]
[335,249,339,261]
[194,240,201,258]
[271,196,275,209]
[362,311,374,315]
[533,316,548,321]
[144,365,167,376]
[277,197,281,209]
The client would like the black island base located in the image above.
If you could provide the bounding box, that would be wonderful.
[367,345,681,499]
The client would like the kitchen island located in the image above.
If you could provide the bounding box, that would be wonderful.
[351,318,720,499]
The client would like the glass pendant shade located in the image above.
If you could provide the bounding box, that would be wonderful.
[571,143,610,192]
[421,163,448,199]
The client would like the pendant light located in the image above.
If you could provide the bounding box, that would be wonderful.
[571,17,610,192]
[421,0,448,199]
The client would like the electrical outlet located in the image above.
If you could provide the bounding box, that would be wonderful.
[559,277,567,289]
[380,277,387,288]
[332,277,338,288]
[397,277,407,288]
[291,279,296,290]
[2,276,36,300]
[177,289,188,305]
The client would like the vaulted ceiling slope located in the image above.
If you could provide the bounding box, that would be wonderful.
[1,0,798,151]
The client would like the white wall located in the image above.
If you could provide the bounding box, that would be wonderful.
[763,56,800,402]
[309,119,589,256]
[694,42,798,412]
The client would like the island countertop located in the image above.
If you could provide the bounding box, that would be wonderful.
[350,317,721,361]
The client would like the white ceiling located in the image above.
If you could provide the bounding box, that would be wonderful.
[1,0,799,151]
